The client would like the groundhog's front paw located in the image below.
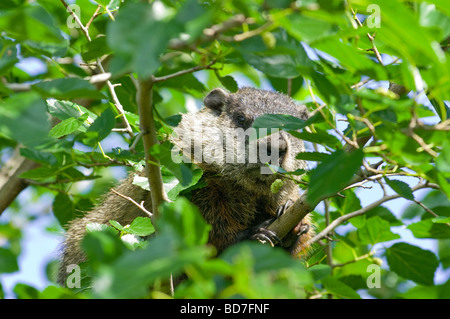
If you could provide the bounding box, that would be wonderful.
[251,228,281,247]
[275,199,294,218]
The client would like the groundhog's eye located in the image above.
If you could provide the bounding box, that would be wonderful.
[235,114,247,128]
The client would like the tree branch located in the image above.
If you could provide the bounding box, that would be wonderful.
[0,147,39,215]
[136,77,168,217]
[111,188,152,218]
[153,60,216,83]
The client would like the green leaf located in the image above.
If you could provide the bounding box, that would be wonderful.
[125,217,155,237]
[157,197,211,247]
[49,114,88,138]
[386,243,439,286]
[252,113,312,139]
[47,99,98,123]
[384,178,415,200]
[13,283,40,299]
[436,141,450,173]
[33,78,105,100]
[296,151,331,162]
[238,29,315,78]
[280,14,335,43]
[81,228,125,265]
[107,2,182,77]
[270,178,284,194]
[166,169,203,201]
[19,148,58,166]
[321,277,361,299]
[53,193,77,229]
[289,129,342,150]
[357,216,401,245]
[432,216,450,224]
[19,166,57,180]
[86,107,116,142]
[364,206,403,227]
[0,248,19,273]
[150,141,194,187]
[92,233,210,298]
[0,92,50,147]
[86,222,118,235]
[307,149,364,205]
[215,72,238,93]
[407,219,450,239]
[308,264,332,281]
[268,76,303,96]
[0,5,67,56]
[438,239,450,268]
[81,36,112,62]
[221,241,300,273]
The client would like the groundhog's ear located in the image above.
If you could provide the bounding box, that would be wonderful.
[204,88,229,112]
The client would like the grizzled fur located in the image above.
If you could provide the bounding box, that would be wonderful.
[58,87,313,285]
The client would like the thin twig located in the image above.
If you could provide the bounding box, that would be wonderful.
[61,0,134,139]
[310,182,434,245]
[153,60,216,83]
[332,252,375,268]
[111,188,152,218]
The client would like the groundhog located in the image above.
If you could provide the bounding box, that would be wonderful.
[57,87,313,285]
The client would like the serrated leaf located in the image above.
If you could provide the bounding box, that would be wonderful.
[407,219,450,239]
[53,193,77,229]
[384,178,415,200]
[321,277,361,299]
[49,114,88,138]
[86,107,116,142]
[47,99,97,123]
[357,216,401,245]
[216,74,238,92]
[270,179,284,194]
[307,149,364,205]
[127,217,155,237]
[386,243,438,286]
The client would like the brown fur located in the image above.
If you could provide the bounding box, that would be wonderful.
[58,87,313,285]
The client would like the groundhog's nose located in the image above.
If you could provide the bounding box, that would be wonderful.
[262,134,288,158]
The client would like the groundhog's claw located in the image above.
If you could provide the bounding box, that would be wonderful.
[276,199,294,218]
[251,228,282,247]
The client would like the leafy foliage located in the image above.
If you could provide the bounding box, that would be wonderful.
[0,0,449,299]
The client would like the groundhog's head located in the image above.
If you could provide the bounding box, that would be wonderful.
[171,87,309,189]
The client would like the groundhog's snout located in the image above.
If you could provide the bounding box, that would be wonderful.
[258,132,288,160]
